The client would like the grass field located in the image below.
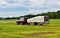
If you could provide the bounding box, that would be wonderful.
[0,19,60,38]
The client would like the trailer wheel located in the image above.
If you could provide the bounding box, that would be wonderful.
[40,24,43,25]
[34,22,38,25]
[27,23,30,25]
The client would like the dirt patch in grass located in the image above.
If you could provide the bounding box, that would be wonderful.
[20,32,56,37]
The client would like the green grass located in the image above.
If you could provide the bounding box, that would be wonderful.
[0,19,60,38]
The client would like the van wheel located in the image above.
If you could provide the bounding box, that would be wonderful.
[22,23,25,25]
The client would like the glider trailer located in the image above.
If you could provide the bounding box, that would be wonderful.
[16,16,49,25]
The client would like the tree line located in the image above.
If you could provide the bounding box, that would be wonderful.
[17,10,60,19]
[0,10,60,20]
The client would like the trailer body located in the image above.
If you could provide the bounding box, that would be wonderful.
[27,16,49,25]
[27,16,44,23]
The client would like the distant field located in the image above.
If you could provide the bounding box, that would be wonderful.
[0,19,60,38]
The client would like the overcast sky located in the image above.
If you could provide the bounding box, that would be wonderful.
[0,0,60,17]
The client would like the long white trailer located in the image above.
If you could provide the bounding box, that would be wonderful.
[27,16,49,25]
[27,16,44,23]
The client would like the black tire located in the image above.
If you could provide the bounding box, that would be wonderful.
[22,23,25,25]
[40,24,43,25]
[27,23,30,25]
[34,22,38,25]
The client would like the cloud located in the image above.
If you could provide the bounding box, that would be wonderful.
[0,0,60,17]
[0,12,26,17]
[29,0,45,6]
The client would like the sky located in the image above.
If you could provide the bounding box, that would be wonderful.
[0,0,60,17]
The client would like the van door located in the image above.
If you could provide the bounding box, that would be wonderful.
[44,16,49,24]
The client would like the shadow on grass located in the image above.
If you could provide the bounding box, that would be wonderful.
[19,32,56,37]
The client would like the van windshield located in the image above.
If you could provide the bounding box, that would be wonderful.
[19,18,24,21]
